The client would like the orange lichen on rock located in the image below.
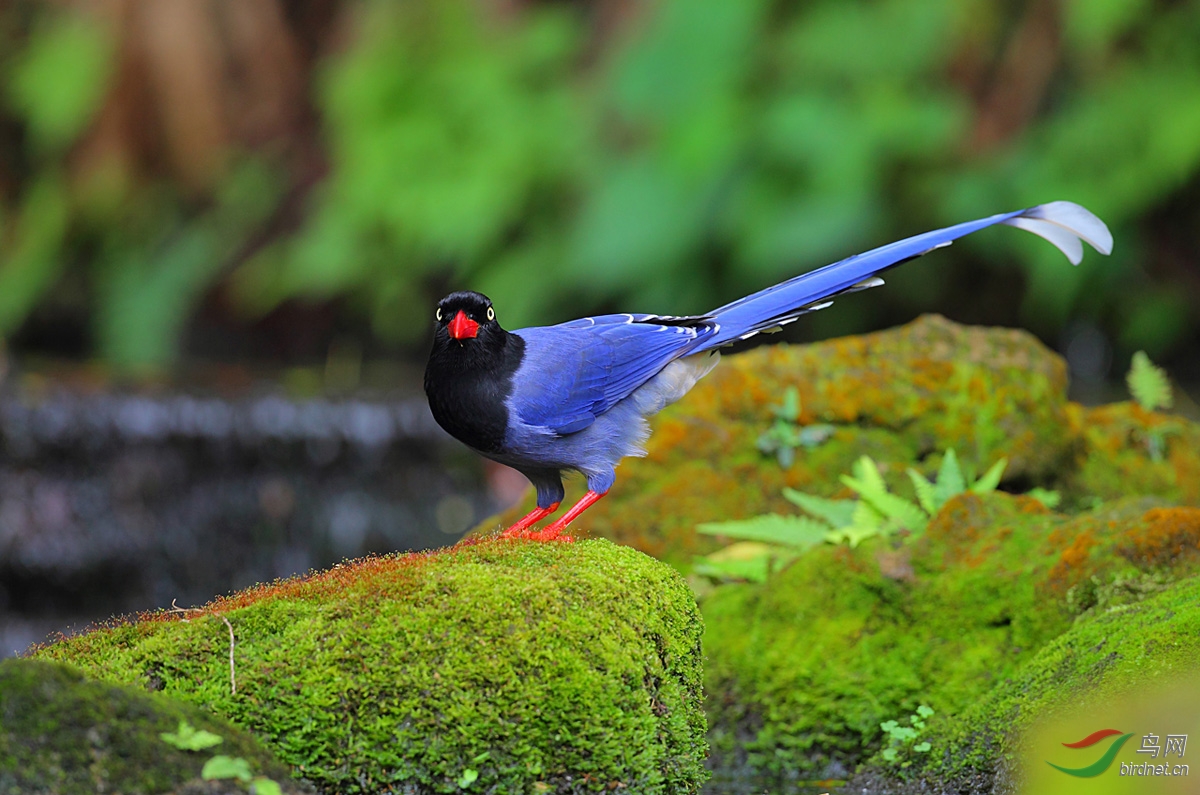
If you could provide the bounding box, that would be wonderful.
[1044,527,1099,593]
[1118,506,1200,569]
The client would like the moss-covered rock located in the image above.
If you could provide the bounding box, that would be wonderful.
[32,539,708,795]
[849,574,1200,794]
[0,657,307,795]
[1065,401,1200,506]
[477,316,1200,568]
[700,493,1200,786]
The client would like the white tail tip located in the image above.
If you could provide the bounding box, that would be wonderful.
[1001,201,1113,265]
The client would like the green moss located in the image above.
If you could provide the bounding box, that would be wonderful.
[0,658,303,795]
[1065,401,1200,506]
[33,539,708,795]
[890,574,1200,791]
[700,492,1200,784]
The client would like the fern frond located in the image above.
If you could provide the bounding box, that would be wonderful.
[970,457,1008,494]
[906,468,939,516]
[1127,351,1173,411]
[841,473,928,532]
[697,514,830,549]
[932,449,966,507]
[850,456,890,500]
[782,488,856,528]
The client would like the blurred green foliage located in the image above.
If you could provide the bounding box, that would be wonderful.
[1,0,1198,371]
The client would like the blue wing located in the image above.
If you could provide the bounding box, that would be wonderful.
[700,201,1113,348]
[510,314,717,435]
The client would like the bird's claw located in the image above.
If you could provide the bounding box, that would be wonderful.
[499,526,574,543]
[526,528,574,543]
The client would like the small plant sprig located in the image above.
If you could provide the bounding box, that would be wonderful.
[1126,351,1177,461]
[456,752,491,789]
[756,386,836,467]
[879,705,934,766]
[161,720,282,795]
[1127,351,1173,412]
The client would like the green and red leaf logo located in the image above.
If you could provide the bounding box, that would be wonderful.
[1047,729,1134,777]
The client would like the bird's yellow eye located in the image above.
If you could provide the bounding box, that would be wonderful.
[436,307,442,321]
[487,307,495,321]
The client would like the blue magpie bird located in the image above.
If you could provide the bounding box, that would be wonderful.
[424,202,1112,540]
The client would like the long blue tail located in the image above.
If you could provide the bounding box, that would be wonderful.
[699,201,1112,348]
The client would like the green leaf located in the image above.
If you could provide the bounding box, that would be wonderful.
[0,175,71,335]
[906,468,939,516]
[697,514,831,549]
[849,456,889,499]
[7,14,115,153]
[1027,487,1062,509]
[773,386,801,421]
[825,520,881,548]
[781,489,855,527]
[932,450,966,508]
[1127,350,1173,411]
[914,741,932,753]
[94,161,282,372]
[693,557,767,583]
[458,768,480,788]
[849,500,884,531]
[840,472,927,532]
[970,457,1007,494]
[695,541,801,583]
[202,755,254,782]
[797,424,837,448]
[160,720,223,752]
[251,778,283,795]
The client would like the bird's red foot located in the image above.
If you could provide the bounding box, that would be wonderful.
[499,502,560,539]
[522,490,606,542]
[523,527,574,543]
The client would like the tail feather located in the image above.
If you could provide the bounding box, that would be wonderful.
[701,201,1111,349]
[1000,201,1113,263]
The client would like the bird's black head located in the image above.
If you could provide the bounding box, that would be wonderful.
[429,290,512,372]
[434,290,502,342]
[426,290,522,452]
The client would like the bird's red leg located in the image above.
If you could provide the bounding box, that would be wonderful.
[527,490,607,542]
[499,503,560,538]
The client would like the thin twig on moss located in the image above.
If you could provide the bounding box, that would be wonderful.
[167,599,237,696]
[220,614,236,695]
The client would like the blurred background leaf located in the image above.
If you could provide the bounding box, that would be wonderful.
[0,0,1195,390]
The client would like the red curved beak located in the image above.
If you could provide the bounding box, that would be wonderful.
[448,310,479,340]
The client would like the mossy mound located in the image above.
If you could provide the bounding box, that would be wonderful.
[700,493,1200,785]
[850,574,1200,794]
[33,539,707,795]
[478,315,1200,566]
[1065,400,1200,505]
[0,658,307,795]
